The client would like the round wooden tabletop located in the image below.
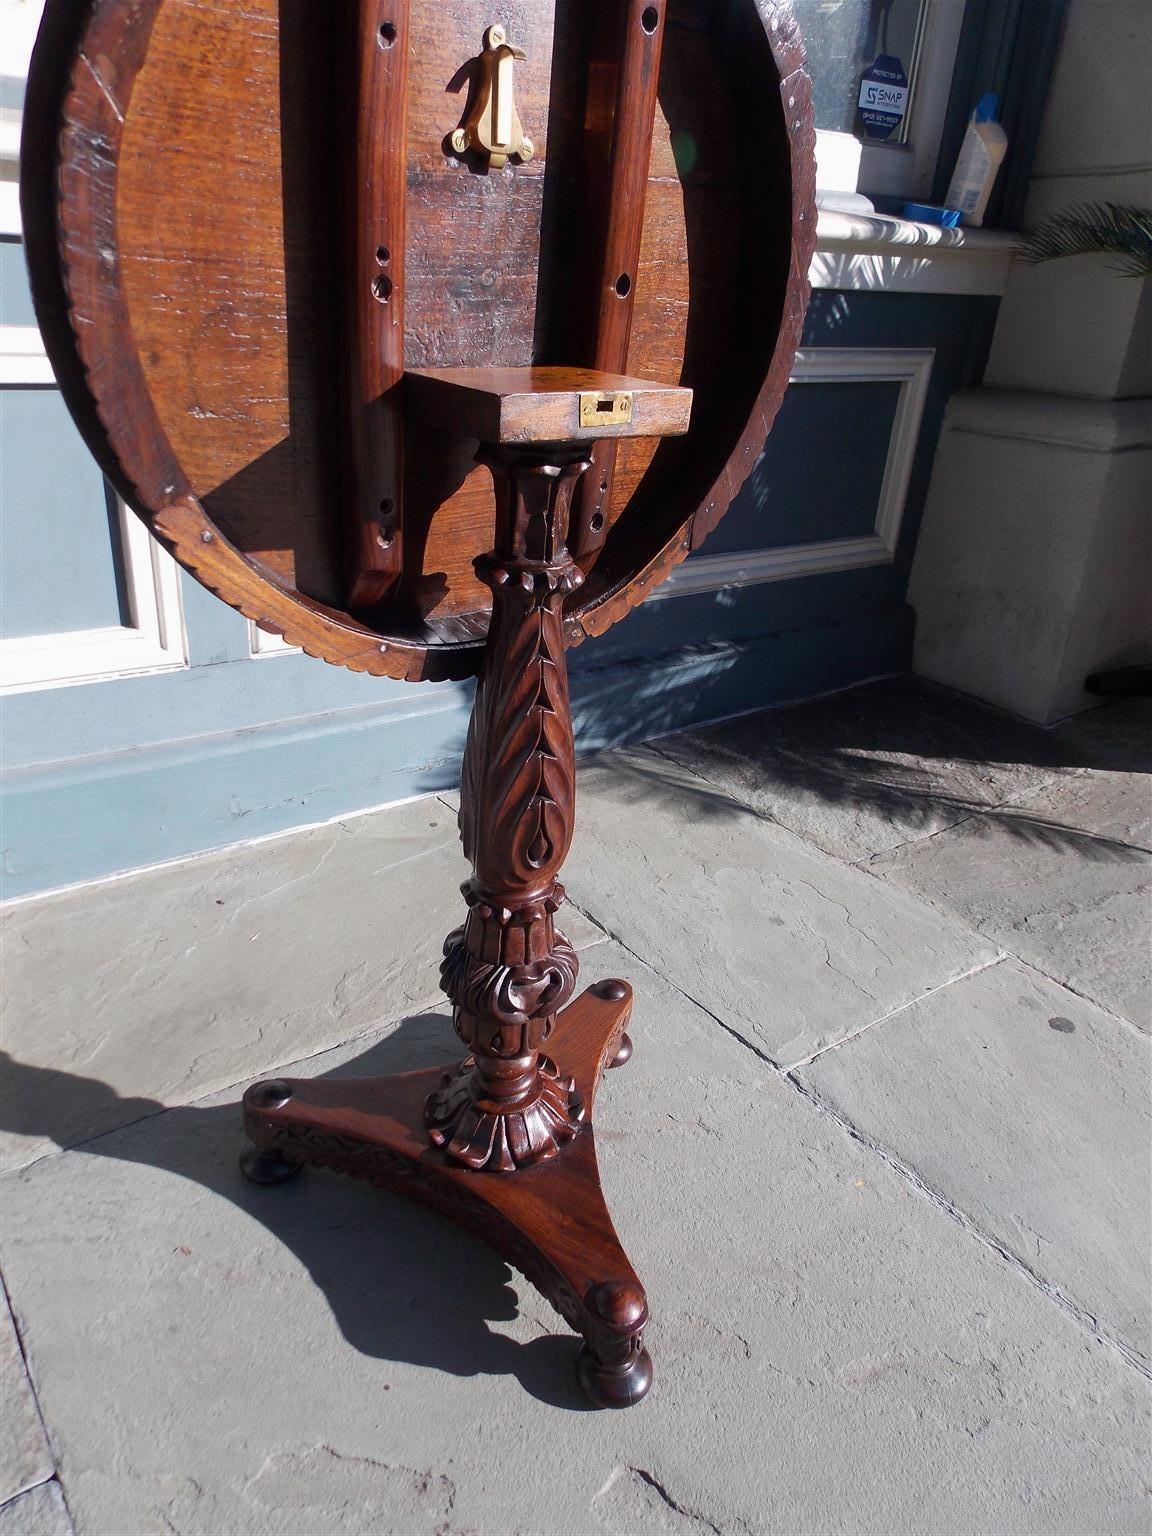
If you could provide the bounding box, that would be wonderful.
[22,0,815,682]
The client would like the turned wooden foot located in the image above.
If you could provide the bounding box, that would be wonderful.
[591,981,633,1067]
[608,1034,633,1068]
[239,1143,305,1186]
[576,1337,654,1408]
[241,980,647,1407]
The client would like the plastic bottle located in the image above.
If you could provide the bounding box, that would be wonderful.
[945,94,1008,228]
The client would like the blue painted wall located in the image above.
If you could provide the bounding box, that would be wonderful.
[710,379,901,552]
[0,284,998,897]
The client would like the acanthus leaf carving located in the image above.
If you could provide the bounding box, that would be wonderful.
[428,445,591,1172]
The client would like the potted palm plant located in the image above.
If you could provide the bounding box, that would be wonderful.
[1019,202,1152,278]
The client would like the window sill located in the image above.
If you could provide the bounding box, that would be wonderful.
[811,209,1019,297]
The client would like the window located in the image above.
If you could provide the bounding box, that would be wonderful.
[792,0,968,203]
[0,2,186,692]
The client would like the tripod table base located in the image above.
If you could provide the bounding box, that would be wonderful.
[240,978,651,1408]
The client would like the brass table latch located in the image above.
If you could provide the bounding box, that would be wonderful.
[449,24,534,169]
[579,390,634,428]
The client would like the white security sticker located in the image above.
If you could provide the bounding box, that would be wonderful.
[858,79,908,116]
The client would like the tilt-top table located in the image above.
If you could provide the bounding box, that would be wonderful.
[22,0,815,1406]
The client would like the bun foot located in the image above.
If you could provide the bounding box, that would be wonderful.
[577,1279,651,1407]
[576,1341,653,1408]
[239,1144,304,1185]
[608,1032,633,1069]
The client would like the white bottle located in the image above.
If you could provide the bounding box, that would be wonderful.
[946,94,1008,228]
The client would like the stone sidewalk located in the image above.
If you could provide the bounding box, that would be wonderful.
[1,676,1148,1535]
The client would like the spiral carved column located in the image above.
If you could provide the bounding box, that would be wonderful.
[426,445,592,1171]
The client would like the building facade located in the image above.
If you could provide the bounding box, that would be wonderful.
[5,0,1138,899]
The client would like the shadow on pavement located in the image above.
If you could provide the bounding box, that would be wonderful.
[578,682,1150,861]
[0,1020,599,1413]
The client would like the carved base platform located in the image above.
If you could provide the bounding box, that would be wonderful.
[241,978,650,1408]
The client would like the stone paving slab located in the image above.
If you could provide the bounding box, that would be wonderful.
[0,800,606,1174]
[797,956,1152,1366]
[2,945,1147,1536]
[1049,698,1152,776]
[0,1291,53,1505]
[559,751,998,1067]
[0,1483,73,1536]
[872,770,1151,1029]
[646,676,1079,863]
[1023,766,1151,848]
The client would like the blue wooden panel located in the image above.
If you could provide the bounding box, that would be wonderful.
[798,291,999,585]
[702,380,900,555]
[571,561,909,672]
[1,238,36,326]
[0,389,128,638]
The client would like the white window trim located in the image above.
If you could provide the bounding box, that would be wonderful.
[0,0,42,234]
[1,0,188,696]
[652,347,934,600]
[806,2,1017,295]
[811,207,1017,295]
[247,620,300,658]
[0,502,188,694]
[0,299,187,695]
[861,0,968,200]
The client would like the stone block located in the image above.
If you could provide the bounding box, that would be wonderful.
[0,798,606,1173]
[984,0,1152,400]
[872,771,1151,1028]
[649,675,1075,862]
[1051,697,1152,775]
[985,258,1150,402]
[0,1484,73,1536]
[1029,0,1152,184]
[798,957,1152,1365]
[1,945,1147,1535]
[0,1292,52,1505]
[562,750,997,1067]
[910,390,1152,723]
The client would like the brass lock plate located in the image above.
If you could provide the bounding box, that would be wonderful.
[579,390,634,428]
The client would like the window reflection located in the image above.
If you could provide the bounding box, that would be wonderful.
[792,0,929,145]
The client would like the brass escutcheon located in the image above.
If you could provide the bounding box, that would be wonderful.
[579,391,634,428]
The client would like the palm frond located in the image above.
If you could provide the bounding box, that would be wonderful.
[1018,202,1152,279]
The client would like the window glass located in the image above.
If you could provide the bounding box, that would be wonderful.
[792,0,929,146]
[1,236,36,325]
[0,386,130,638]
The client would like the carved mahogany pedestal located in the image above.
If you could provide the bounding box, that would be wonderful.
[28,0,815,1423]
[242,370,691,1407]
